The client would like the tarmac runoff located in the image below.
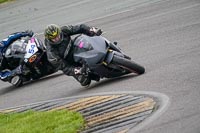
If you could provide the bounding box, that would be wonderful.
[0,91,169,133]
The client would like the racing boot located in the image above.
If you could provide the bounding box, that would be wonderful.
[73,74,91,86]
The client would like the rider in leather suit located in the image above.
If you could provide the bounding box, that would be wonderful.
[0,30,34,80]
[44,24,102,86]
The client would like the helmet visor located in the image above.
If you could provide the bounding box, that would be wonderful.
[51,34,61,43]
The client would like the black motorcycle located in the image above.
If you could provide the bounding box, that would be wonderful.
[2,35,57,87]
[72,34,145,82]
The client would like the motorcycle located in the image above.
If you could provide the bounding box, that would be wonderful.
[1,34,57,87]
[72,34,145,83]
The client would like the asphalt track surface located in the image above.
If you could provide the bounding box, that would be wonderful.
[0,0,200,133]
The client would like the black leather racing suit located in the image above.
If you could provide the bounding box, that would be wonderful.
[45,24,94,85]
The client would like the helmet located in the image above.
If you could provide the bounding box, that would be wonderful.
[44,24,63,44]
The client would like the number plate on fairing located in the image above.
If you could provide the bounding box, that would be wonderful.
[24,38,38,62]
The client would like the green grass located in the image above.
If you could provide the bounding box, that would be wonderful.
[0,110,85,133]
[0,0,13,4]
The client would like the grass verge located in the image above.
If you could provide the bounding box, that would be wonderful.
[0,0,13,4]
[0,110,85,133]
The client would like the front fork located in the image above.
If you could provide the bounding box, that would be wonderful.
[103,49,124,66]
[103,41,131,65]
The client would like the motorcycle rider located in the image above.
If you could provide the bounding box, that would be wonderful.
[44,24,102,86]
[0,30,34,81]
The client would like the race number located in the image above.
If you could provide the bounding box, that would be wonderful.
[24,38,38,59]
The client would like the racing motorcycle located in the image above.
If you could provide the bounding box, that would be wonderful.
[72,34,145,83]
[1,35,56,87]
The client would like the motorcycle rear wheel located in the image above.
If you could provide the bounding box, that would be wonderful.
[112,55,145,75]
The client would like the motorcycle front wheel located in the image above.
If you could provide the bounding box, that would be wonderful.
[111,55,145,75]
[10,75,23,87]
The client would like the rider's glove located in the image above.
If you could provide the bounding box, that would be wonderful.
[25,30,34,37]
[90,27,102,36]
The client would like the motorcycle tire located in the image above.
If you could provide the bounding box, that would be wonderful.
[10,75,23,87]
[112,55,145,75]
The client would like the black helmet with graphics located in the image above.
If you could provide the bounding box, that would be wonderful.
[44,24,63,44]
